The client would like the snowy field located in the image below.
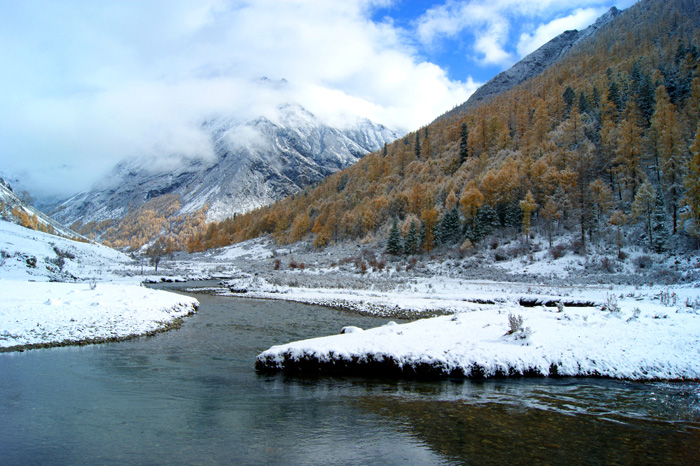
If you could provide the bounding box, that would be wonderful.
[0,221,198,351]
[177,237,700,381]
[3,217,700,381]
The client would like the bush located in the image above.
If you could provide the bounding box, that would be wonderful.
[507,313,524,334]
[550,243,568,259]
[273,258,281,270]
[633,255,653,269]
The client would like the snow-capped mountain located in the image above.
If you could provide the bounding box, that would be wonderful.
[52,104,398,225]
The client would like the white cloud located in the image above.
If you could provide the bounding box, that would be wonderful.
[516,7,608,57]
[415,0,620,66]
[0,0,477,198]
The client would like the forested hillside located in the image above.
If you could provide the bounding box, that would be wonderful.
[187,0,700,258]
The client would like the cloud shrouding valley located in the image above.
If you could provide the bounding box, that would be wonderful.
[0,0,633,199]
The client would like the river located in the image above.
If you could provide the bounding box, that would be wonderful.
[1,284,699,465]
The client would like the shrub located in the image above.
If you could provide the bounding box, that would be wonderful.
[550,243,568,259]
[507,313,524,334]
[633,255,653,269]
[273,258,281,270]
[603,294,620,313]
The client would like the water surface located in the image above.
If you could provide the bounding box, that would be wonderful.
[1,285,698,465]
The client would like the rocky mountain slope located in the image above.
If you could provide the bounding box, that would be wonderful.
[52,104,397,228]
[442,6,621,119]
[1,178,86,241]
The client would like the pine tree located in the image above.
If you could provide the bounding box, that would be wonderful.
[652,188,668,253]
[385,217,403,255]
[632,181,656,249]
[414,131,421,159]
[578,91,590,115]
[563,86,576,116]
[684,122,700,248]
[404,220,419,255]
[439,206,461,245]
[654,85,684,234]
[459,122,469,164]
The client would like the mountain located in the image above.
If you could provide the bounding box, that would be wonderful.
[197,0,700,258]
[442,6,621,119]
[51,103,397,243]
[1,177,86,241]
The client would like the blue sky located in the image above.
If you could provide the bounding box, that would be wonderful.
[0,0,637,198]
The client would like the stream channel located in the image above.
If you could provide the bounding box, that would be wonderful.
[1,281,700,465]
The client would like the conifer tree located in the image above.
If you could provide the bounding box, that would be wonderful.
[653,86,684,234]
[414,132,421,159]
[404,220,419,255]
[652,188,668,253]
[385,217,403,255]
[439,206,461,245]
[632,181,656,249]
[563,86,576,116]
[459,122,469,164]
[684,122,700,248]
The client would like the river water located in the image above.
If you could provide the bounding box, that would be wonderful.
[1,284,699,465]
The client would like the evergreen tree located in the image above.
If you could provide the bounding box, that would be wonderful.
[439,206,461,245]
[563,86,576,116]
[385,217,403,255]
[632,181,656,249]
[459,122,469,164]
[578,91,590,115]
[652,188,668,253]
[404,220,419,255]
[684,122,700,248]
[382,143,388,157]
[608,80,623,115]
[414,132,421,159]
[472,204,499,241]
[592,86,601,109]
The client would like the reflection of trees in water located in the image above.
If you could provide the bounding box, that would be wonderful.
[358,397,700,466]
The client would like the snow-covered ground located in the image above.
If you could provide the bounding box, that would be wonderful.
[0,220,198,351]
[4,218,700,381]
[255,285,700,380]
[177,236,700,381]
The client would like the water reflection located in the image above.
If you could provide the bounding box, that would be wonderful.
[1,285,698,466]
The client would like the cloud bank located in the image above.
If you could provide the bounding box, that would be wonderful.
[0,0,633,199]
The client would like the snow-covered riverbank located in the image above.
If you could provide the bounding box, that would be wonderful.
[0,280,198,351]
[0,221,198,351]
[256,296,700,380]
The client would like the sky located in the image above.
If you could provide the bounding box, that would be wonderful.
[0,0,637,199]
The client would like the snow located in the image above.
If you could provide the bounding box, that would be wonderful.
[0,220,198,350]
[256,286,700,380]
[0,280,197,350]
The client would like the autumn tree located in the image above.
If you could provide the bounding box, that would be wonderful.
[519,191,537,243]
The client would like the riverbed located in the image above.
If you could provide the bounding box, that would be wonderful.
[1,285,699,465]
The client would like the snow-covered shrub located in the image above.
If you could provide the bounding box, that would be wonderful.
[658,290,678,306]
[507,313,524,334]
[603,294,620,313]
[626,307,641,322]
[556,301,565,313]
